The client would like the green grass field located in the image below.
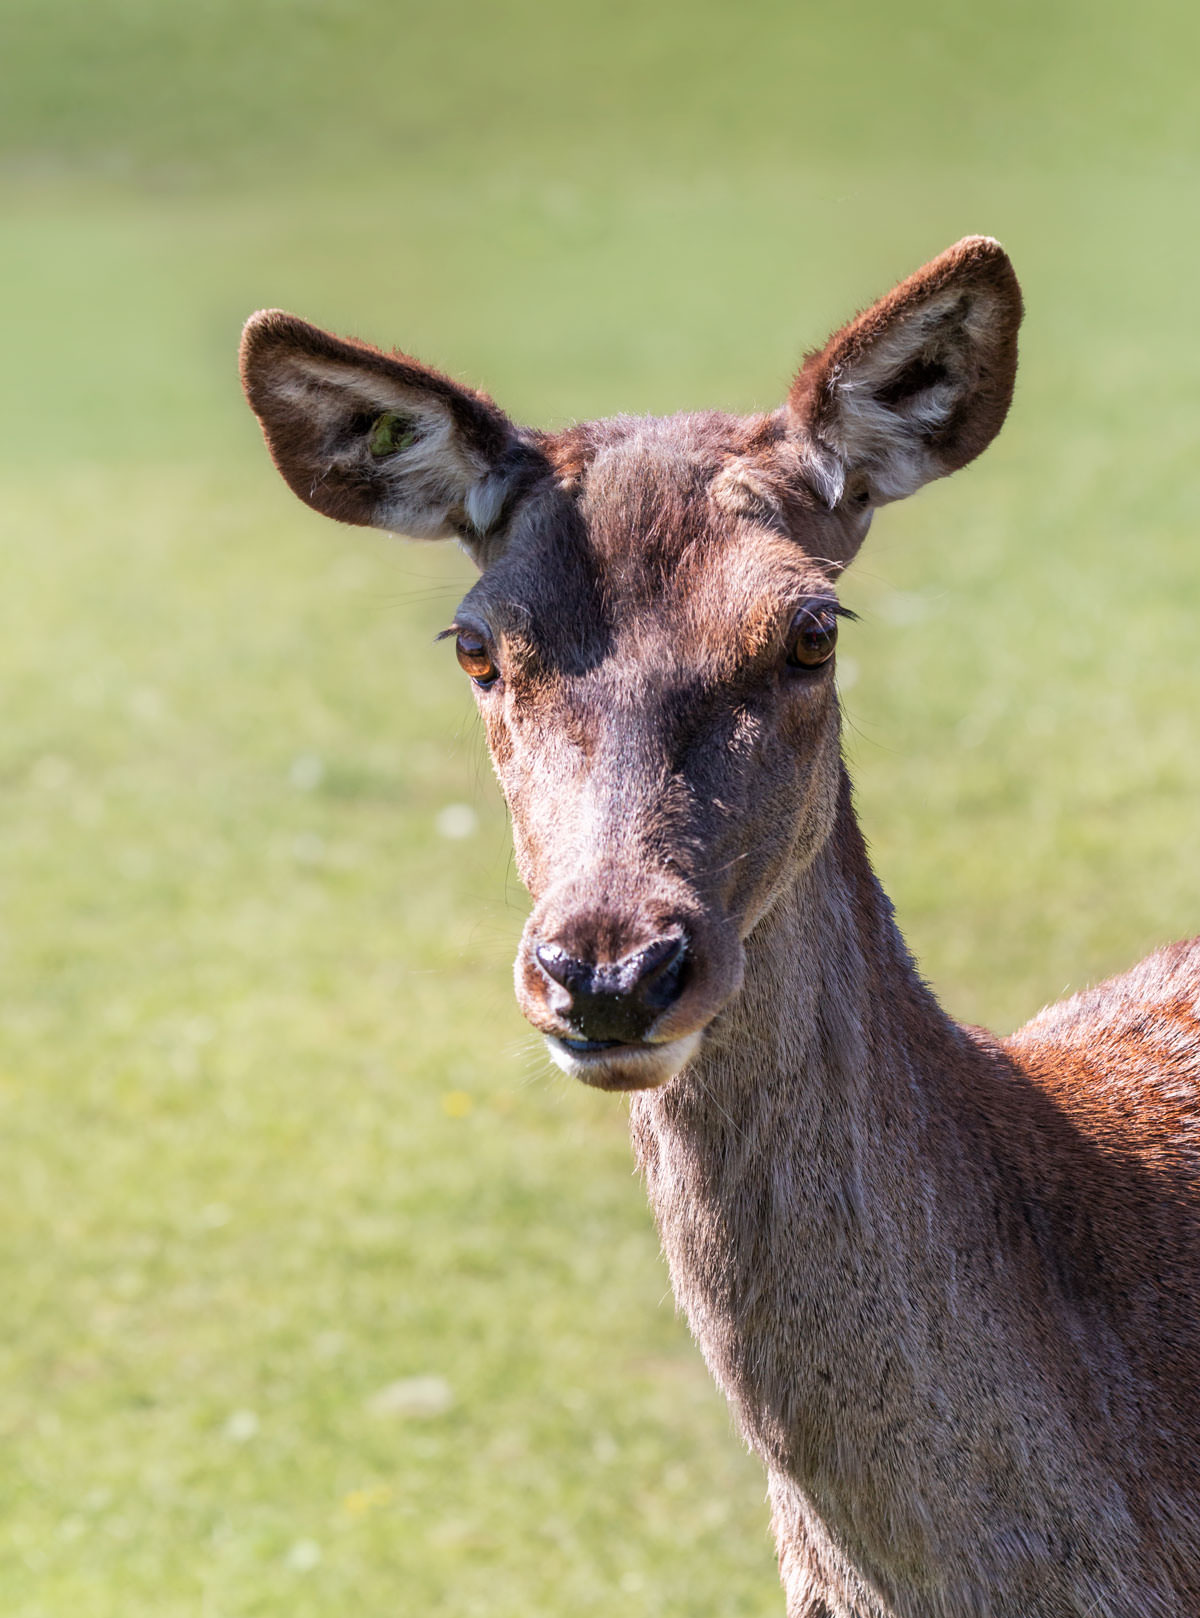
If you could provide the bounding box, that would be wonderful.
[3,4,1200,1613]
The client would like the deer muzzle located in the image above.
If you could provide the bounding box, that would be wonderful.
[515,884,744,1091]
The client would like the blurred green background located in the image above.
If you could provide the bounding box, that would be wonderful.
[3,3,1199,1613]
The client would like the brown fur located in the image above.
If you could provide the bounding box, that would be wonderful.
[240,238,1200,1616]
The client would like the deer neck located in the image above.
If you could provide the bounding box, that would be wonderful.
[628,767,992,1548]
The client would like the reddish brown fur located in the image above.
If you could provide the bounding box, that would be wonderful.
[240,239,1200,1616]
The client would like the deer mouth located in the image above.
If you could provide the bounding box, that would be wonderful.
[544,1030,703,1091]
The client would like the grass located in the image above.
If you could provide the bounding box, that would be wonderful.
[3,2,1200,1613]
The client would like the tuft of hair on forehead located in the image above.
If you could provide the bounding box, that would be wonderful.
[555,410,803,524]
[562,417,743,581]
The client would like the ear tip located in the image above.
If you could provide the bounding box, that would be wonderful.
[239,308,312,362]
[943,235,1021,296]
[239,310,298,392]
[952,233,1007,256]
[238,311,370,409]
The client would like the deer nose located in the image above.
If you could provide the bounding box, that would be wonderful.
[533,933,689,1044]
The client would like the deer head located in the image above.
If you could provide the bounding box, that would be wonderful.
[241,237,1021,1092]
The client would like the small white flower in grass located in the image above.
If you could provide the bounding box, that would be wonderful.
[289,753,325,792]
[366,1375,454,1419]
[435,803,477,840]
[70,671,106,708]
[291,832,325,865]
[592,1431,618,1464]
[285,1539,322,1571]
[71,794,106,827]
[117,848,153,881]
[127,686,165,723]
[222,1409,259,1442]
[181,1015,216,1046]
[29,754,73,791]
[168,1044,199,1080]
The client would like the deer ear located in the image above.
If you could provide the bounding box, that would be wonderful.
[239,311,526,544]
[788,237,1022,509]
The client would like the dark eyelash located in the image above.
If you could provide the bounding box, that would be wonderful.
[439,606,856,648]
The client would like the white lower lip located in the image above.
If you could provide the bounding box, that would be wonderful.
[544,1031,703,1090]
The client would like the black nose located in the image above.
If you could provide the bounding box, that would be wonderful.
[534,933,689,1044]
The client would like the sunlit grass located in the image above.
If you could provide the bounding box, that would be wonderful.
[3,1,1200,1612]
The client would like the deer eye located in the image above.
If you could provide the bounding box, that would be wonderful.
[455,629,501,687]
[786,603,838,669]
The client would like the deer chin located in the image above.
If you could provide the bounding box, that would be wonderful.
[545,1030,704,1092]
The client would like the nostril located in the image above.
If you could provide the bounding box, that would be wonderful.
[630,934,685,989]
[632,935,689,1012]
[534,942,586,992]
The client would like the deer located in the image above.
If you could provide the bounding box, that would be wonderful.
[240,236,1200,1617]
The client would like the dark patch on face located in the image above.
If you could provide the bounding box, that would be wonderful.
[457,478,615,680]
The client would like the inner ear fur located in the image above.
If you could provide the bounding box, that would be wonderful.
[788,236,1023,509]
[239,311,525,541]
